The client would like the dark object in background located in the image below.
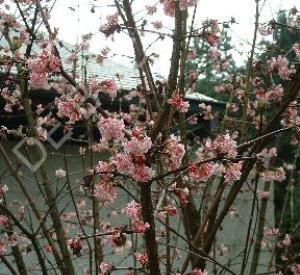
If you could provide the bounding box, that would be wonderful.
[0,78,226,141]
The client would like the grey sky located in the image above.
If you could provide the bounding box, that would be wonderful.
[49,0,300,76]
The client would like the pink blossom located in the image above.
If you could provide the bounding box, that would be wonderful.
[113,153,134,175]
[94,180,117,206]
[266,85,284,102]
[290,264,300,274]
[100,13,120,37]
[214,84,226,93]
[259,25,273,36]
[100,79,118,99]
[98,117,125,142]
[132,220,150,233]
[135,251,149,267]
[87,78,99,94]
[254,88,266,100]
[259,147,277,167]
[204,33,219,47]
[269,55,295,80]
[263,227,279,237]
[99,262,113,273]
[261,167,286,182]
[0,240,6,256]
[259,147,277,160]
[124,135,152,155]
[224,162,242,182]
[199,103,214,120]
[123,201,142,219]
[95,161,113,175]
[191,269,208,275]
[0,185,8,197]
[113,153,152,182]
[226,103,239,113]
[282,234,291,247]
[8,233,18,247]
[67,237,83,256]
[57,99,81,123]
[188,162,214,182]
[162,205,177,216]
[188,116,198,124]
[146,5,157,15]
[152,21,163,29]
[281,101,300,127]
[27,48,60,88]
[1,88,22,112]
[163,135,185,171]
[172,184,189,205]
[43,245,52,254]
[167,94,190,113]
[257,190,270,199]
[212,133,238,158]
[188,69,197,83]
[0,216,8,227]
[106,230,126,248]
[161,0,198,16]
[293,43,300,60]
[209,49,221,59]
[132,164,152,182]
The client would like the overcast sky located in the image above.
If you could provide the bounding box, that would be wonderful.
[48,0,300,76]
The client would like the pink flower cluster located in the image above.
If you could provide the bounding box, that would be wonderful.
[208,133,238,158]
[27,47,61,88]
[123,200,141,219]
[223,162,242,183]
[1,88,22,112]
[162,205,177,216]
[281,101,300,127]
[167,94,190,113]
[124,130,152,155]
[265,85,284,102]
[112,129,153,182]
[0,240,6,256]
[293,43,300,60]
[57,99,81,123]
[160,0,198,16]
[190,269,208,275]
[162,135,185,171]
[199,103,214,120]
[259,147,277,167]
[113,153,152,182]
[261,167,286,182]
[99,262,113,274]
[188,162,214,182]
[100,79,118,99]
[123,201,150,233]
[277,234,291,248]
[269,55,295,80]
[67,237,83,256]
[188,134,242,183]
[94,179,117,206]
[98,117,125,142]
[0,216,9,227]
[100,13,120,37]
[135,251,149,267]
[171,183,189,205]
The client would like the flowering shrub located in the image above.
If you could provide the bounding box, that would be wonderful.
[0,1,300,275]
